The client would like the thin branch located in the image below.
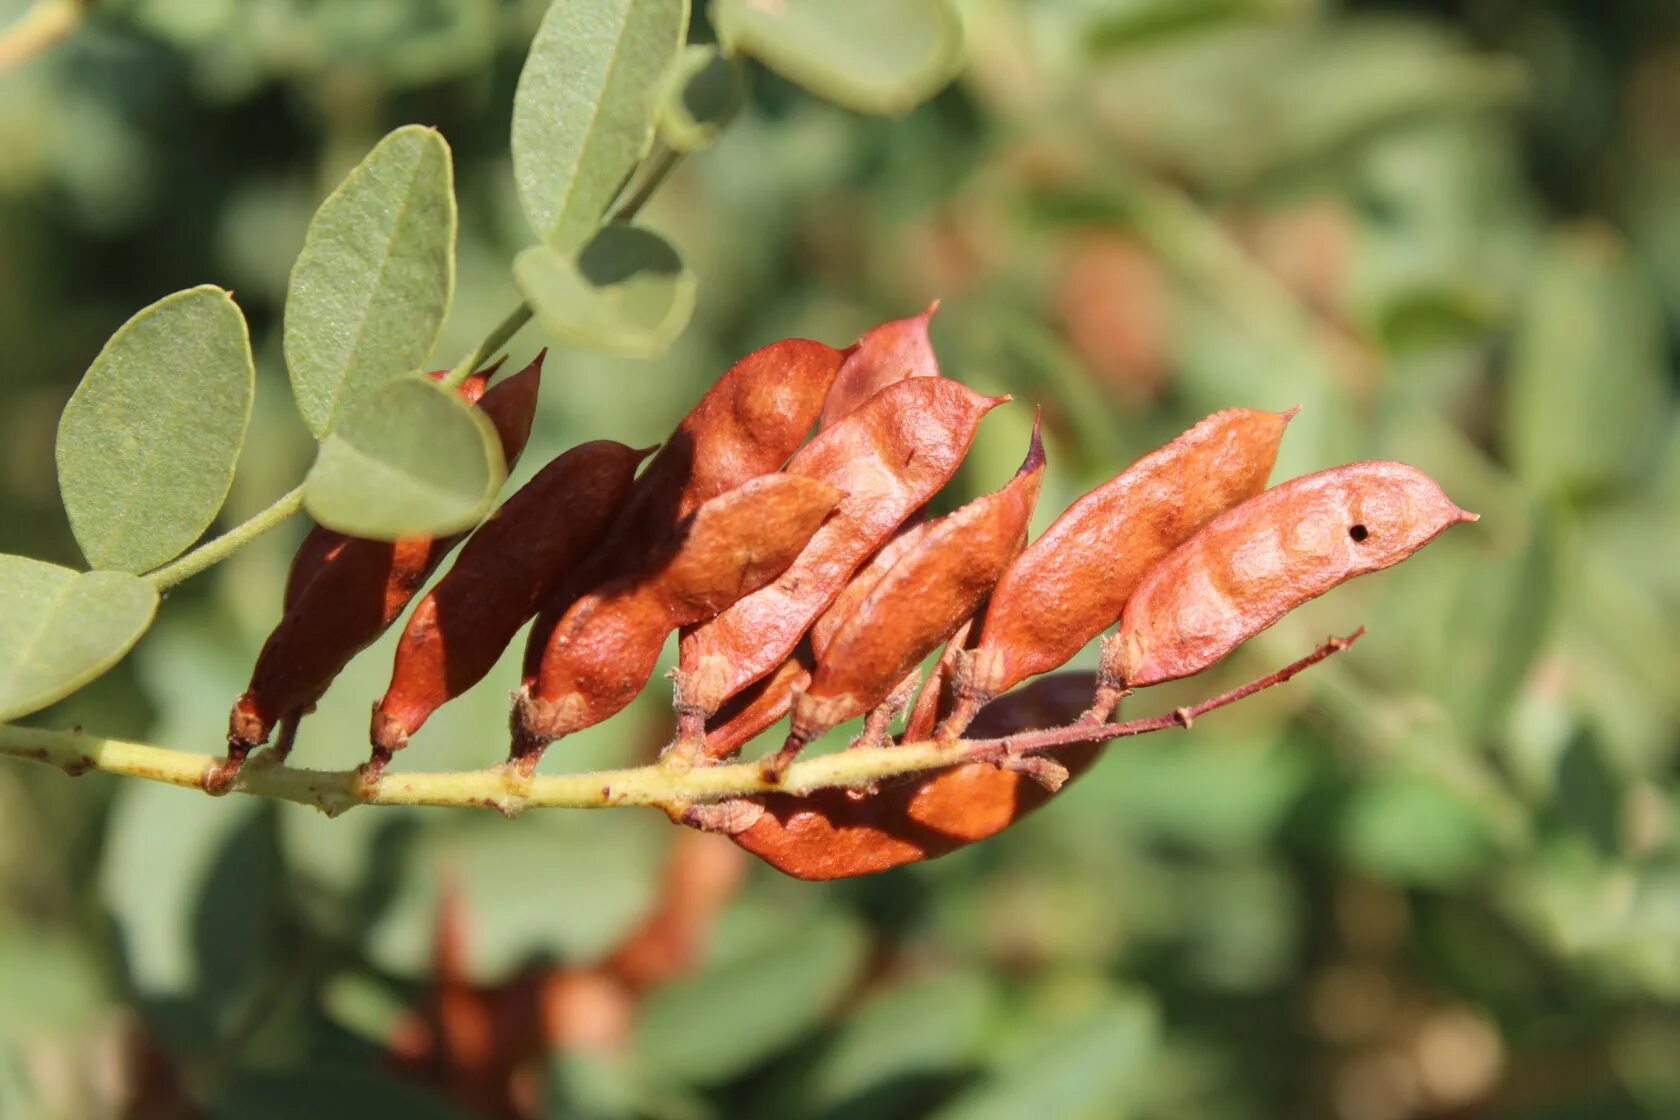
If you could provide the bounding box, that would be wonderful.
[142,484,307,591]
[0,632,1360,817]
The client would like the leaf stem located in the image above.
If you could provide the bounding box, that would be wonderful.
[440,303,535,390]
[141,484,307,591]
[0,632,1360,817]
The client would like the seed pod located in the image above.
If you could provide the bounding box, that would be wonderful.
[818,301,941,429]
[369,441,654,763]
[513,475,842,763]
[725,672,1100,880]
[225,358,544,761]
[677,377,1006,720]
[947,407,1293,730]
[787,418,1045,750]
[522,338,845,679]
[698,651,813,762]
[900,615,976,743]
[1115,460,1476,688]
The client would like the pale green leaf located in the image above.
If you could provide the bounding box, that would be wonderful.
[285,125,457,437]
[303,376,504,539]
[515,225,696,357]
[713,0,964,115]
[0,556,158,721]
[512,0,689,248]
[1506,225,1669,497]
[636,908,869,1084]
[55,285,254,572]
[658,44,746,152]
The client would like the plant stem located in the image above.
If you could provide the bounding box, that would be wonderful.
[142,484,308,591]
[0,632,1359,817]
[438,146,684,391]
[440,303,535,389]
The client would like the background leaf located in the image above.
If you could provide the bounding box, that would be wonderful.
[1506,225,1670,496]
[515,225,696,357]
[0,556,157,721]
[512,0,688,249]
[658,44,746,153]
[54,285,254,572]
[712,0,964,115]
[285,124,457,438]
[302,376,504,538]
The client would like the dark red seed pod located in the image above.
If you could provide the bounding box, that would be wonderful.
[369,440,654,763]
[521,338,845,682]
[226,357,544,762]
[512,475,842,765]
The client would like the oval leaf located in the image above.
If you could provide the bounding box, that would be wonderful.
[713,0,963,115]
[514,225,696,357]
[303,377,505,539]
[56,286,255,573]
[0,556,158,721]
[658,44,746,152]
[285,125,457,438]
[512,0,688,248]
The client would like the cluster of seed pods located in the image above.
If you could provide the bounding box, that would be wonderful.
[225,305,1476,878]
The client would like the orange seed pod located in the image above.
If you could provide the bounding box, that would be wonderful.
[368,440,654,764]
[724,672,1101,880]
[677,377,1006,722]
[817,301,941,428]
[1116,460,1476,688]
[512,474,842,763]
[948,406,1293,729]
[787,417,1046,750]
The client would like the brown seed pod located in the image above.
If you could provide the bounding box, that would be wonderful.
[225,358,544,764]
[697,650,813,762]
[277,362,501,614]
[946,406,1294,731]
[1115,460,1477,689]
[900,615,976,743]
[722,672,1101,881]
[784,417,1046,753]
[677,377,1006,723]
[368,441,654,765]
[512,474,842,764]
[522,338,845,680]
[818,301,941,428]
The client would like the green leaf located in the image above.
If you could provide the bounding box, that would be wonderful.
[303,376,505,539]
[1506,225,1669,497]
[712,0,964,116]
[658,44,746,152]
[932,993,1158,1120]
[0,556,158,721]
[512,0,689,248]
[636,908,869,1084]
[515,225,697,357]
[285,125,457,438]
[55,285,255,572]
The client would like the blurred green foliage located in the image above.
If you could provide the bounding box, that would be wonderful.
[3,0,1680,1117]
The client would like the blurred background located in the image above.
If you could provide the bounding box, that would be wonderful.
[3,0,1680,1117]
